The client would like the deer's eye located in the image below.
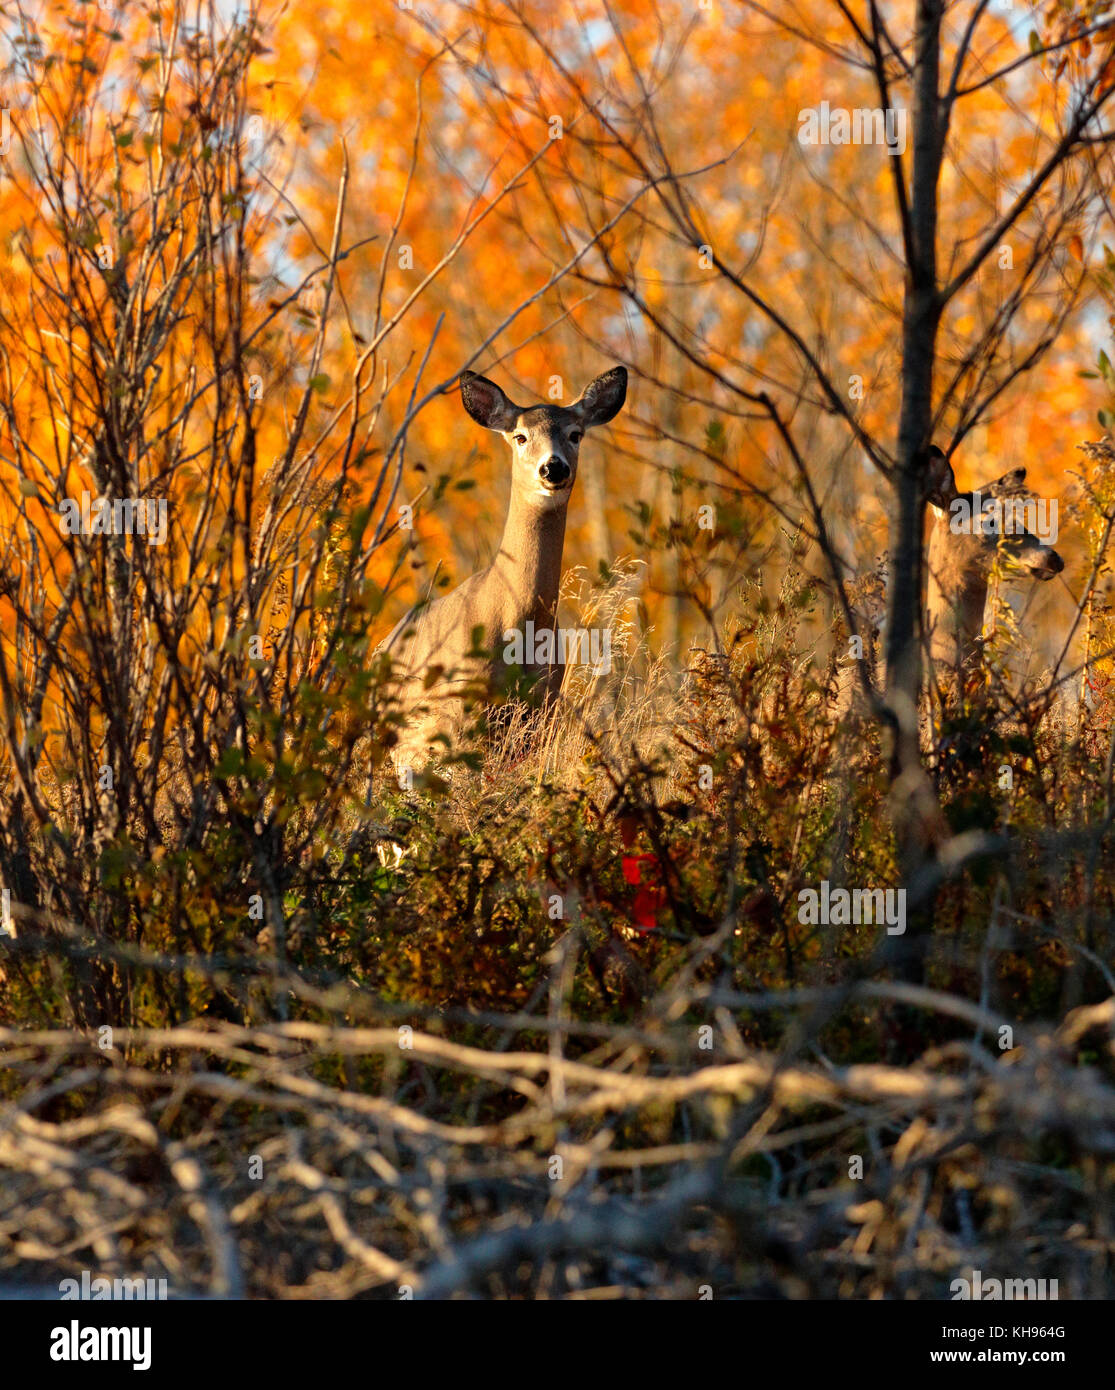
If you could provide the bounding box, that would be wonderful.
[513,433,528,446]
[568,430,583,444]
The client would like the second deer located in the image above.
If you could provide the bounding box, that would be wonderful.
[837,446,1064,715]
[924,445,1063,697]
[378,365,628,778]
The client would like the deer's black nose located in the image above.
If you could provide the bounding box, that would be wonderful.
[540,457,570,486]
[1030,549,1065,580]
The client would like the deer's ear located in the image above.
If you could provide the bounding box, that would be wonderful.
[460,371,520,431]
[573,366,627,429]
[925,444,957,509]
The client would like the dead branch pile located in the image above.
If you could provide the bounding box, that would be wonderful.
[1,984,1111,1299]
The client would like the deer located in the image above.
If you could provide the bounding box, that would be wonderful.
[923,445,1064,700]
[377,365,628,778]
[834,446,1064,720]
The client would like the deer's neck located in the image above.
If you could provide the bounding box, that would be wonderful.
[489,491,569,627]
[926,522,988,672]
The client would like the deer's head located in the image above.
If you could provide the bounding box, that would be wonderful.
[926,446,1064,583]
[460,367,627,512]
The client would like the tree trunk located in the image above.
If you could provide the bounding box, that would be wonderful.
[885,0,945,984]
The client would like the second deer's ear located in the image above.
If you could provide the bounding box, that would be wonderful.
[460,371,521,431]
[572,366,627,429]
[925,444,957,508]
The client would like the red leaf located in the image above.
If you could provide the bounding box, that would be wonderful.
[631,886,663,931]
[622,852,657,885]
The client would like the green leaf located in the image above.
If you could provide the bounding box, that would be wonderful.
[308,373,331,393]
[214,748,245,780]
[1028,30,1042,55]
